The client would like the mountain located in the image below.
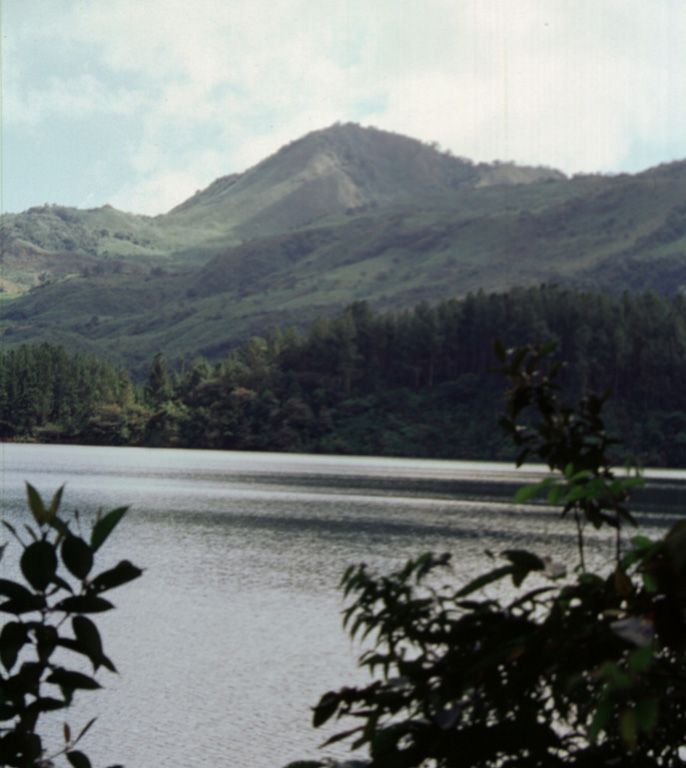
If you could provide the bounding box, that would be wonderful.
[1,123,685,376]
[0,124,565,292]
[165,123,564,238]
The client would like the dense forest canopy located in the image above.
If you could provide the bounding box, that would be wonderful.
[2,285,686,466]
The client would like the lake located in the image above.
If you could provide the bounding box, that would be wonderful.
[0,443,683,767]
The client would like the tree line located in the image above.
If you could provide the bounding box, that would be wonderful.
[0,344,139,443]
[2,285,686,466]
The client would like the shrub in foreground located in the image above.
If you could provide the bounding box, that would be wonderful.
[286,343,686,767]
[0,485,142,767]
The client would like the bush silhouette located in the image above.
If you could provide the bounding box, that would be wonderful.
[286,343,686,767]
[0,485,142,768]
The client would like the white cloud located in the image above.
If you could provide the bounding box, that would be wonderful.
[362,1,686,172]
[3,0,686,214]
[109,151,227,215]
[7,73,145,126]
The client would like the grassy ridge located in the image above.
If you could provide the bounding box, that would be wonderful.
[2,126,686,373]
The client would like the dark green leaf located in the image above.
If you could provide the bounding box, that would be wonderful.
[0,593,46,615]
[313,691,341,727]
[91,507,129,553]
[20,540,57,591]
[47,485,65,522]
[0,579,34,600]
[13,659,43,690]
[89,560,143,593]
[548,485,565,504]
[23,524,37,541]
[35,623,58,663]
[636,698,658,734]
[320,726,365,748]
[370,722,415,758]
[0,704,20,721]
[514,478,555,503]
[511,569,530,587]
[25,697,69,717]
[62,536,93,580]
[72,615,116,672]
[628,645,653,671]
[25,483,47,525]
[502,550,545,571]
[52,573,75,594]
[588,700,612,742]
[665,519,686,540]
[47,668,101,690]
[0,730,42,764]
[568,469,592,483]
[455,565,514,598]
[56,595,114,614]
[641,573,658,592]
[67,750,92,768]
[510,346,528,372]
[619,707,638,751]
[0,622,27,671]
[2,521,25,546]
[50,514,71,539]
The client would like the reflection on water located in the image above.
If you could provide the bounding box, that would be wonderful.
[0,444,683,767]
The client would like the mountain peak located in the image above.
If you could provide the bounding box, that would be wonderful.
[166,123,565,237]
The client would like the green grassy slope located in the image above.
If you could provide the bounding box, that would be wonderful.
[3,160,686,377]
[2,125,685,374]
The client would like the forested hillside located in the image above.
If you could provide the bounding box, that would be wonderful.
[3,124,686,372]
[0,344,144,444]
[3,286,686,466]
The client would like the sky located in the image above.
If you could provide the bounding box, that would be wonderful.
[2,0,685,216]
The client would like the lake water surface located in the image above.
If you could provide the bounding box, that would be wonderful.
[0,444,683,767]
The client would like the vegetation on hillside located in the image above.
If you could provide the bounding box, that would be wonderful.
[1,125,686,368]
[2,286,686,467]
[0,123,562,294]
